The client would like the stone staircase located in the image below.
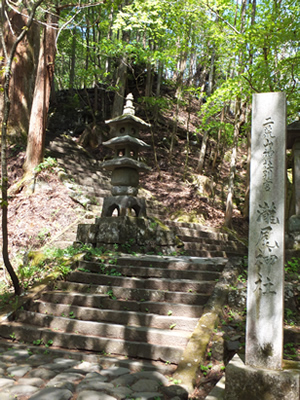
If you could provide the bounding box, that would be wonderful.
[0,255,228,368]
[166,222,247,258]
[0,133,248,370]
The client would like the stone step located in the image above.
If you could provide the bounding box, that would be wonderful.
[183,242,246,254]
[39,291,205,317]
[111,255,228,271]
[28,301,199,331]
[51,280,210,306]
[165,220,226,231]
[16,310,191,347]
[67,271,216,294]
[184,249,227,257]
[177,235,243,246]
[0,322,183,363]
[77,260,221,281]
[170,226,230,241]
[0,252,228,365]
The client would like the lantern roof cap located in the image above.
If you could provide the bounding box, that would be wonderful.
[103,135,150,149]
[101,157,151,172]
[105,93,151,128]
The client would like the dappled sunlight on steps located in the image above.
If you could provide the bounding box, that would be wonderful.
[0,255,229,368]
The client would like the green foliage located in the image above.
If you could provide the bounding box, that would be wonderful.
[285,258,300,275]
[34,157,57,174]
[107,289,117,300]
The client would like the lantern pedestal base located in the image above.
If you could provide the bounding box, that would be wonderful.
[76,216,183,255]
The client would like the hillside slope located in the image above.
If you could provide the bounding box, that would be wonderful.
[0,88,248,269]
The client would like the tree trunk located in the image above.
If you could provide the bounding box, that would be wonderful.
[207,48,215,97]
[212,107,225,172]
[1,70,21,295]
[156,59,163,97]
[224,103,240,228]
[23,13,58,176]
[145,41,154,98]
[0,0,43,295]
[0,9,40,140]
[224,0,247,228]
[197,129,209,173]
[69,27,76,92]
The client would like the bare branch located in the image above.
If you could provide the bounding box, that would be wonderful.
[55,6,82,48]
[204,1,241,35]
[4,7,15,36]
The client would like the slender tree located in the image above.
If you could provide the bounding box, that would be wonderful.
[0,0,43,295]
[23,11,58,177]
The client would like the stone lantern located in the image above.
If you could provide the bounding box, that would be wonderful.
[75,94,182,253]
[100,94,151,217]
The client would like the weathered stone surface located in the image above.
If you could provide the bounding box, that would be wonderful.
[28,387,73,400]
[2,349,29,361]
[246,92,286,370]
[288,214,300,232]
[161,384,189,399]
[75,362,102,373]
[3,384,39,396]
[111,373,137,387]
[27,367,57,380]
[0,378,15,388]
[77,391,117,400]
[130,391,163,400]
[76,379,114,392]
[108,385,133,399]
[133,371,169,385]
[44,359,79,371]
[131,378,160,392]
[225,354,300,400]
[7,364,32,377]
[85,372,107,381]
[18,377,44,387]
[100,366,131,378]
[101,196,146,217]
[77,216,182,254]
[47,371,84,385]
[210,335,224,362]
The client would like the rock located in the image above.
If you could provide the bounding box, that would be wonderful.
[161,385,189,399]
[27,367,57,380]
[0,378,15,389]
[228,288,247,309]
[18,377,44,387]
[3,384,39,397]
[76,379,114,392]
[131,379,160,392]
[7,364,32,377]
[77,391,117,400]
[210,335,225,362]
[28,387,73,400]
[130,392,164,400]
[100,367,131,378]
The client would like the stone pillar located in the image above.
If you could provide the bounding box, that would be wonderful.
[225,93,300,400]
[246,92,286,370]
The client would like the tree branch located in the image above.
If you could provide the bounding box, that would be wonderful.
[204,1,241,35]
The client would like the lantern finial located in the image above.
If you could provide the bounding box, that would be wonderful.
[123,93,135,115]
